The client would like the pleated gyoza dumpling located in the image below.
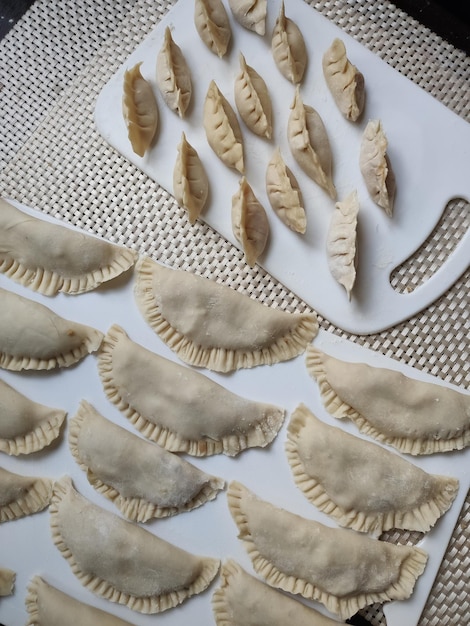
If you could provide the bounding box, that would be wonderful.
[0,378,65,456]
[69,399,224,520]
[204,80,244,173]
[271,1,307,84]
[0,566,15,596]
[227,481,427,620]
[0,287,103,371]
[266,147,306,234]
[0,466,53,522]
[235,53,272,139]
[173,132,209,224]
[288,87,336,199]
[326,190,358,299]
[286,404,459,535]
[228,0,267,35]
[98,324,285,456]
[0,198,137,296]
[26,576,136,626]
[322,38,365,122]
[306,346,470,455]
[134,257,318,372]
[231,176,269,267]
[194,0,231,58]
[50,476,220,614]
[212,559,344,626]
[122,62,159,157]
[359,119,396,216]
[156,26,192,118]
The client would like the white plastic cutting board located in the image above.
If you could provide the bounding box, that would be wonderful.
[0,201,469,626]
[94,0,470,335]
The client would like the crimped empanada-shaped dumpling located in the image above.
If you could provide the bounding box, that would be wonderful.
[156,27,192,118]
[271,1,307,84]
[0,287,103,371]
[50,476,220,614]
[306,346,470,455]
[326,190,358,299]
[98,324,285,456]
[69,399,225,520]
[0,466,53,522]
[235,53,272,139]
[286,404,459,535]
[173,132,209,224]
[288,87,336,199]
[204,80,244,173]
[0,378,65,456]
[227,481,428,620]
[194,0,231,58]
[266,147,306,234]
[228,0,267,35]
[26,576,136,626]
[359,119,395,216]
[0,198,138,296]
[122,62,159,157]
[0,566,15,596]
[232,177,269,267]
[134,257,318,372]
[212,559,344,626]
[322,38,365,122]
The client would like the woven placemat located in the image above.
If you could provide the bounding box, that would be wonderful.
[0,1,468,624]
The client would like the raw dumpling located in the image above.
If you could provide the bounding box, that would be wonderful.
[194,0,231,58]
[173,132,209,224]
[231,176,269,267]
[288,87,336,199]
[0,198,138,296]
[227,481,427,620]
[286,404,459,535]
[0,466,53,522]
[122,62,159,157]
[228,0,267,35]
[326,189,358,299]
[26,576,136,626]
[204,80,244,173]
[322,38,365,122]
[97,324,285,456]
[234,53,272,139]
[0,287,103,371]
[134,257,318,372]
[212,559,344,626]
[69,399,225,520]
[0,378,66,456]
[306,346,470,455]
[266,147,306,234]
[50,476,220,614]
[359,119,395,216]
[156,26,192,118]
[271,1,307,84]
[0,567,15,596]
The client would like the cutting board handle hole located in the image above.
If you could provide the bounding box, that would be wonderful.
[390,197,469,293]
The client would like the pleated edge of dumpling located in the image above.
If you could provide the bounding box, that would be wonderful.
[0,473,53,522]
[285,403,460,535]
[134,256,319,373]
[0,407,66,456]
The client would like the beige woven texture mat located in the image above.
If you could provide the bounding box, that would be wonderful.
[0,0,468,623]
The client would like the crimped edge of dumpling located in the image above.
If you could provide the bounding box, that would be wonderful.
[227,480,428,620]
[194,0,232,58]
[49,476,220,614]
[305,345,470,455]
[0,244,137,297]
[69,399,224,522]
[0,474,53,522]
[286,404,460,534]
[0,407,66,456]
[134,257,318,373]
